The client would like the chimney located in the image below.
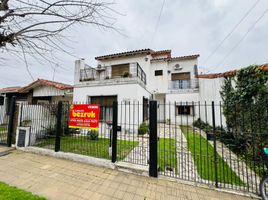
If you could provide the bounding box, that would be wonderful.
[74,58,85,85]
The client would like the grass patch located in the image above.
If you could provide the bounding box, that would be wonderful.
[36,136,138,161]
[158,138,177,172]
[0,181,45,200]
[0,126,7,143]
[0,126,7,132]
[181,126,243,185]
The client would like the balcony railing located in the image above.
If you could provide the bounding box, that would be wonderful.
[168,79,199,91]
[79,63,146,86]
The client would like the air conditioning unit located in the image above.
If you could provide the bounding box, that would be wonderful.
[16,127,31,147]
[96,64,106,71]
[174,64,182,70]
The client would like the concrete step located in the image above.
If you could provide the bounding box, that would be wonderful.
[0,146,15,157]
[115,161,149,176]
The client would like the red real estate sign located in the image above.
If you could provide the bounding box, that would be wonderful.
[69,104,100,130]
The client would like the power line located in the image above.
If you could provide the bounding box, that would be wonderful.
[209,6,268,73]
[202,0,261,68]
[150,0,166,47]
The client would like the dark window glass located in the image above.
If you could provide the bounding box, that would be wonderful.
[155,70,163,76]
[176,105,194,115]
[194,65,198,75]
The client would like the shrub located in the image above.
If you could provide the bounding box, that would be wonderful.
[21,119,31,126]
[42,125,56,138]
[88,130,99,140]
[193,118,212,132]
[138,122,148,135]
[123,71,130,77]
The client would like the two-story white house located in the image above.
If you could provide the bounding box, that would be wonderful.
[73,49,199,128]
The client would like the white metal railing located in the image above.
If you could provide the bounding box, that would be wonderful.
[79,62,146,85]
[168,79,199,90]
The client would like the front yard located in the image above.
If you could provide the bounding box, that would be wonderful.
[0,182,45,200]
[180,126,243,185]
[36,136,139,160]
[0,126,7,132]
[158,138,177,172]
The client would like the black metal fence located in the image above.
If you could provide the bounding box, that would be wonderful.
[157,101,267,195]
[0,97,15,146]
[16,100,268,196]
[19,103,58,150]
[0,104,8,145]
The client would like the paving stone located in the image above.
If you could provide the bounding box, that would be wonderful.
[0,150,257,200]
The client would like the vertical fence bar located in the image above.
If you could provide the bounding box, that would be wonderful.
[112,101,118,163]
[211,101,218,188]
[149,100,158,177]
[7,96,16,147]
[55,101,63,152]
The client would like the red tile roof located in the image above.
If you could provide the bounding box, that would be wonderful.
[19,79,73,92]
[196,63,268,79]
[151,50,171,57]
[0,79,73,94]
[95,49,199,62]
[150,54,200,62]
[95,49,153,60]
[0,87,21,94]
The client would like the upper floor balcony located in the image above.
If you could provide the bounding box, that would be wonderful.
[79,62,147,87]
[168,79,199,93]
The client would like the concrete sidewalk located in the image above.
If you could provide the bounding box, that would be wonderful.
[0,151,256,200]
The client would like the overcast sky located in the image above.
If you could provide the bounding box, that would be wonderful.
[1,0,268,87]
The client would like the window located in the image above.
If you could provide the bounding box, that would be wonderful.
[111,64,129,77]
[0,96,4,105]
[176,105,194,116]
[37,100,49,105]
[194,65,198,75]
[171,72,190,81]
[155,70,163,76]
[90,96,117,107]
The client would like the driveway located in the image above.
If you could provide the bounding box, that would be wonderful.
[0,150,257,200]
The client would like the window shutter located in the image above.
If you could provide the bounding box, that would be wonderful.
[111,64,129,77]
[171,72,190,81]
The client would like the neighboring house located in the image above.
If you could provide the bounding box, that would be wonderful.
[0,79,73,132]
[0,79,73,107]
[73,49,199,125]
[196,64,268,126]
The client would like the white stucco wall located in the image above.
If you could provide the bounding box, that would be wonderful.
[149,58,198,94]
[198,77,226,127]
[149,61,168,94]
[97,55,153,89]
[73,83,150,102]
[75,55,198,96]
[73,53,200,128]
[165,92,200,124]
[73,83,151,134]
